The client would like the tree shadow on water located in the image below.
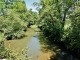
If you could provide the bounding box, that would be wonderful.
[39,34,78,60]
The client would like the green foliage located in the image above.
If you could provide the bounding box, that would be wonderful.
[26,10,39,27]
[39,0,63,43]
[38,0,80,57]
[0,0,35,60]
[0,0,28,40]
[64,3,80,56]
[0,11,26,40]
[13,1,26,12]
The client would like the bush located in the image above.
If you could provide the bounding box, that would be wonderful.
[0,11,26,40]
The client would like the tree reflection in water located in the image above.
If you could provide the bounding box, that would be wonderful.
[39,33,78,60]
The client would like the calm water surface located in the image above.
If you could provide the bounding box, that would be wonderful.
[26,32,78,60]
[27,36,41,60]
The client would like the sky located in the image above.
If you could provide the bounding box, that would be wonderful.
[25,0,40,12]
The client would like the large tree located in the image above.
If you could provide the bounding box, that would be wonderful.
[38,0,80,57]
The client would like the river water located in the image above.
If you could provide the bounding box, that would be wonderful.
[27,36,41,60]
[26,32,78,60]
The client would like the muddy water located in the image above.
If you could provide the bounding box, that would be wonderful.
[26,32,78,60]
[5,28,78,60]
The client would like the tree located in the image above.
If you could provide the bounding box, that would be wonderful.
[37,0,80,58]
[0,0,32,60]
[26,9,39,27]
[64,1,80,57]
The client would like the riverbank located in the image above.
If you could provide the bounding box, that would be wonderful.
[4,28,35,52]
[4,27,78,60]
[4,27,55,60]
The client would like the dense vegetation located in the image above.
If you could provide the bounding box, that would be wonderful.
[0,0,80,59]
[36,0,80,58]
[0,0,38,60]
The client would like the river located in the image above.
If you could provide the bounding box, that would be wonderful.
[5,28,78,60]
[27,32,78,60]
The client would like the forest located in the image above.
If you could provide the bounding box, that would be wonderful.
[0,0,80,60]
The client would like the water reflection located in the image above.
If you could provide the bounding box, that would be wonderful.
[39,33,78,60]
[26,32,78,60]
[27,36,41,60]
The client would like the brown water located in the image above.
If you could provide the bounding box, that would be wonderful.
[26,35,78,60]
[5,28,78,60]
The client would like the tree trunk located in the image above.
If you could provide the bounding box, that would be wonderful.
[62,13,66,29]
